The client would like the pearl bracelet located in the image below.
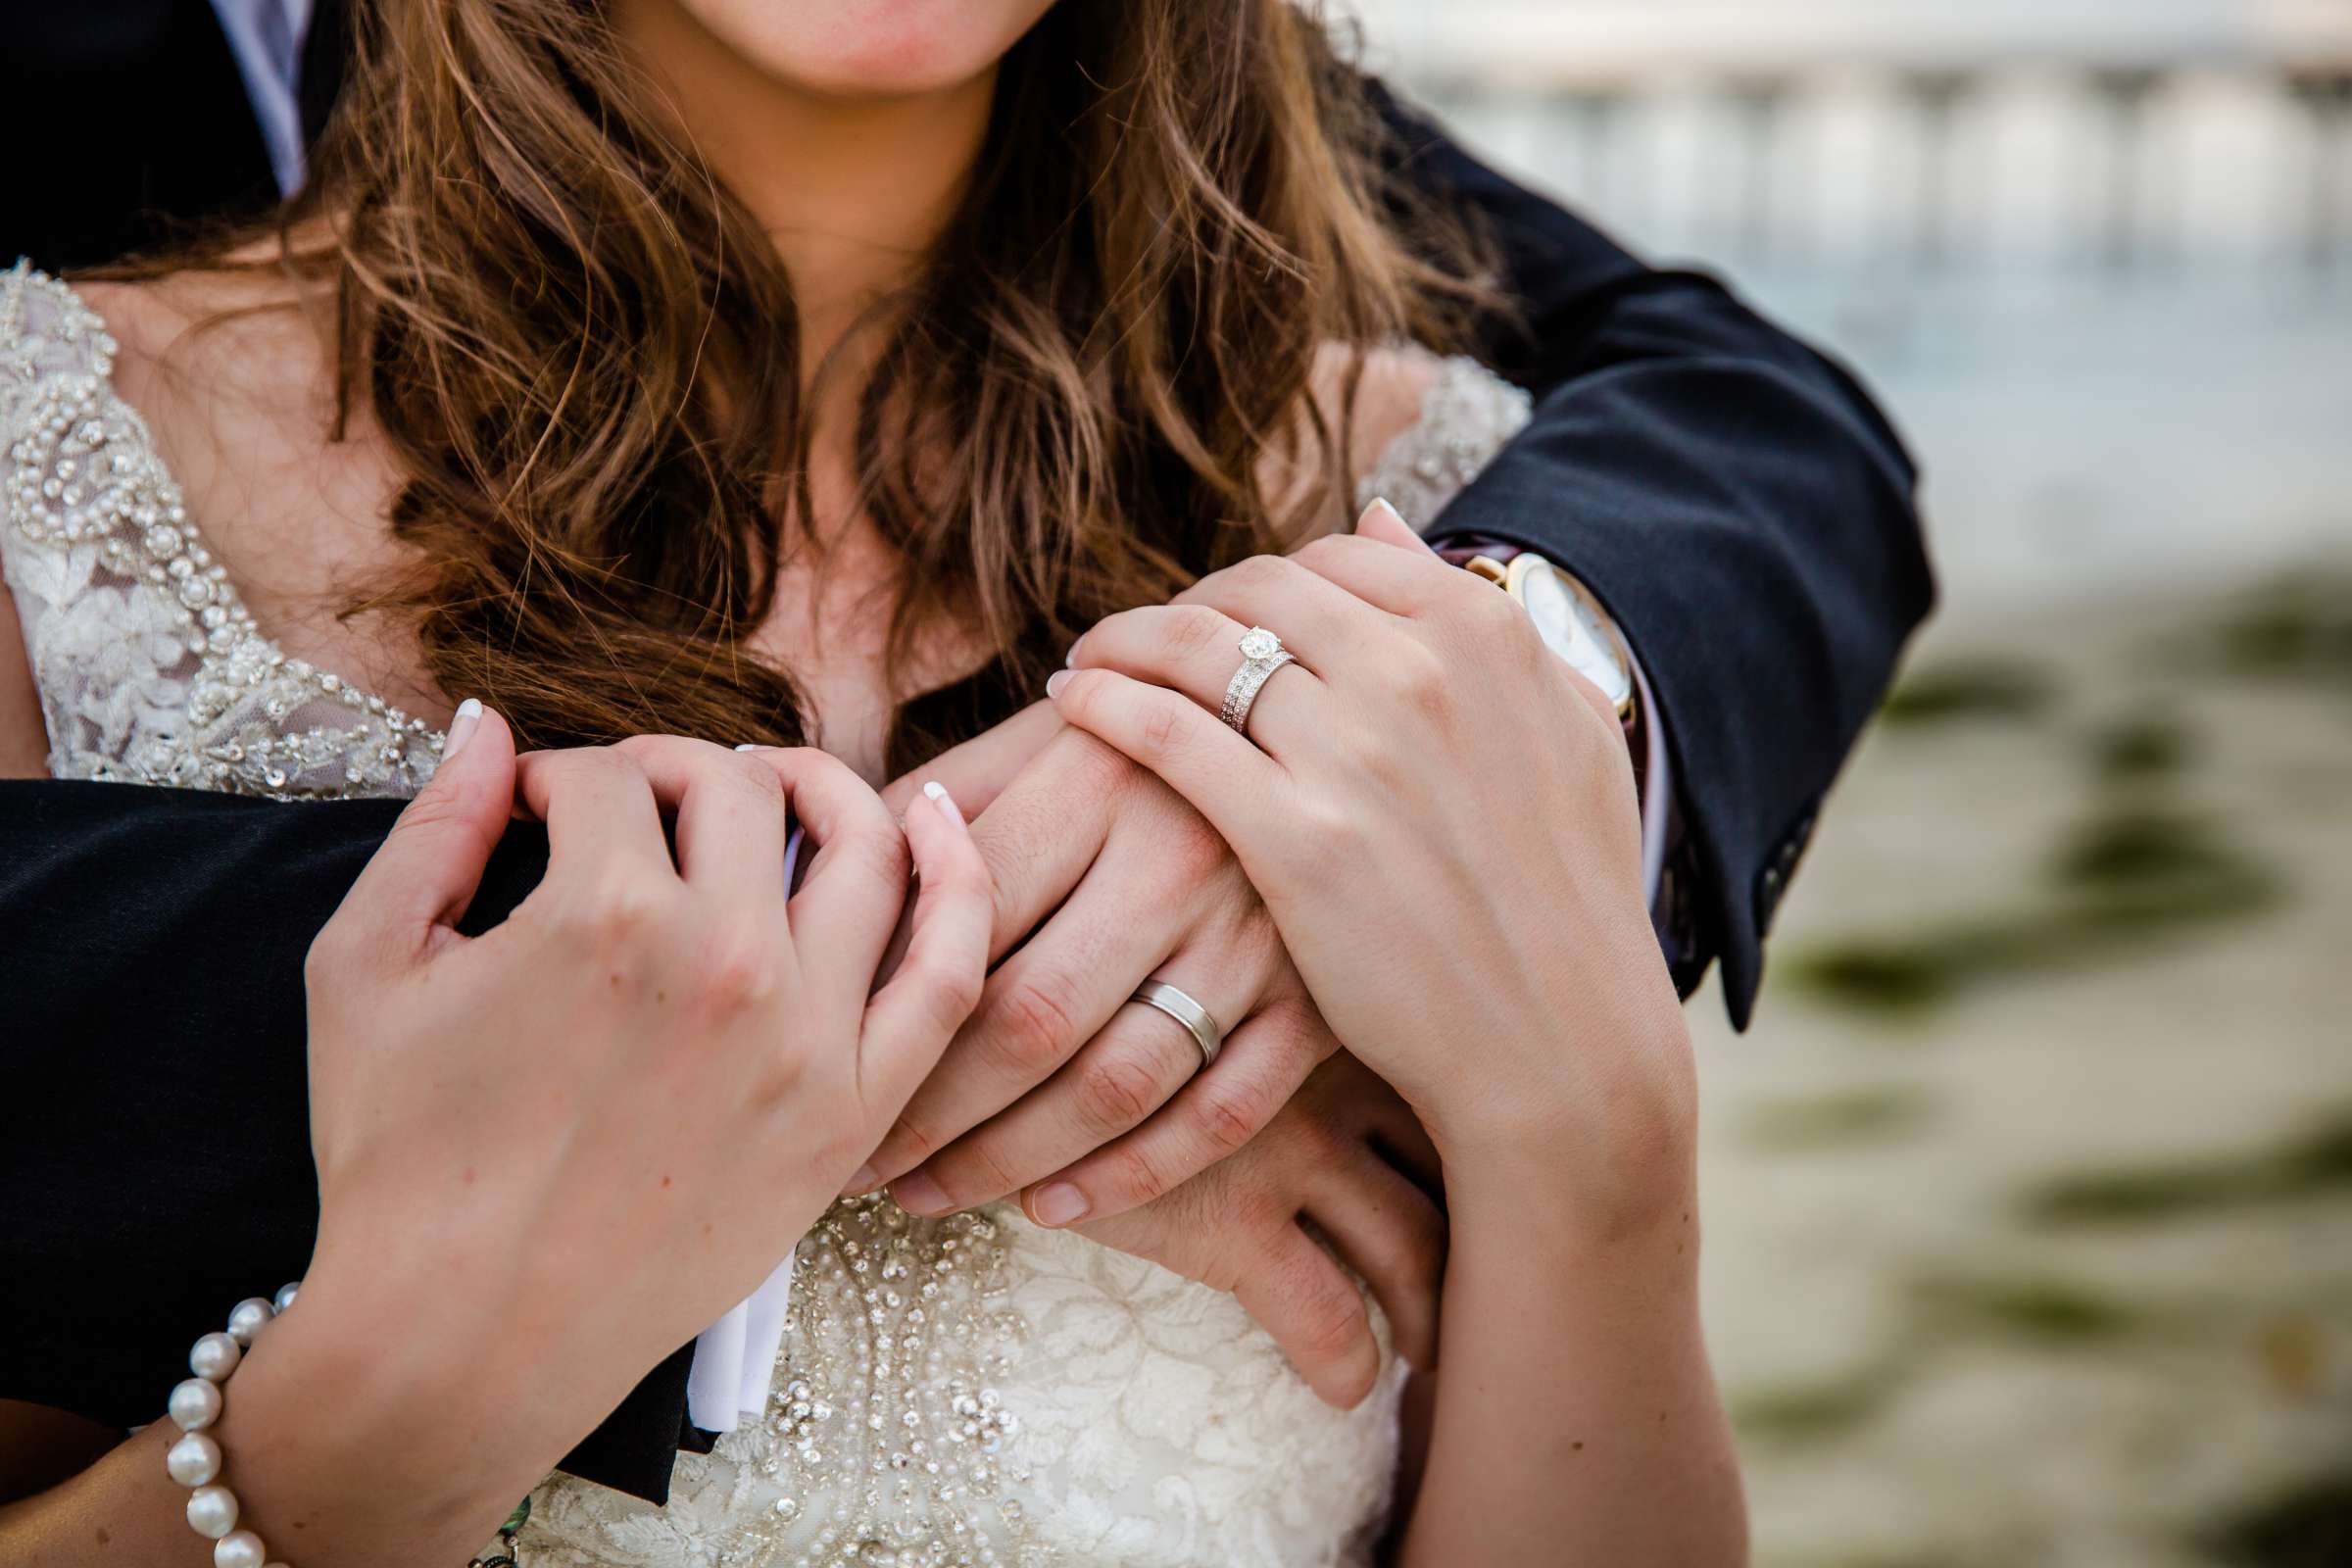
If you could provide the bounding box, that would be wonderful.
[165,1281,302,1568]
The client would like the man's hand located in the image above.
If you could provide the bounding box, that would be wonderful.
[876,710,1439,1400]
[860,723,1335,1232]
[1075,1053,1446,1407]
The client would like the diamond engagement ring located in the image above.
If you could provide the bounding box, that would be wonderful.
[1219,626,1297,737]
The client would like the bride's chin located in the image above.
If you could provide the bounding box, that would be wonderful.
[656,0,1061,103]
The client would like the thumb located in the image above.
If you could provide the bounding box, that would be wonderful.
[1353,496,1442,556]
[341,699,518,950]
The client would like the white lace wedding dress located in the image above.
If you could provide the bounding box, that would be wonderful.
[0,264,1532,1568]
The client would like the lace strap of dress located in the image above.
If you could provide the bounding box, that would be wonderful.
[0,264,443,796]
[1353,353,1536,532]
[1,261,120,400]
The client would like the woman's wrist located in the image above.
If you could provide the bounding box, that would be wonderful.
[208,1270,579,1565]
[1425,1000,1700,1245]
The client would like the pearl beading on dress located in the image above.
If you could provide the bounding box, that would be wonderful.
[0,264,442,797]
[532,1196,1051,1568]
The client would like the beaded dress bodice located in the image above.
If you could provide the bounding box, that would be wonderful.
[1,266,1533,1568]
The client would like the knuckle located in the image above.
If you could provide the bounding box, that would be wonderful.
[1384,642,1452,717]
[941,1137,1026,1204]
[1278,1098,1350,1167]
[1160,806,1232,887]
[882,1116,942,1168]
[1067,730,1140,793]
[1223,1173,1290,1238]
[685,927,780,1012]
[1295,1283,1369,1364]
[1165,605,1228,659]
[723,750,789,806]
[840,817,914,893]
[1101,1142,1177,1206]
[988,971,1087,1076]
[1073,1051,1165,1135]
[1286,799,1368,880]
[1265,994,1339,1070]
[610,732,691,768]
[1229,554,1292,597]
[563,869,667,948]
[1293,533,1350,575]
[1137,696,1188,762]
[1193,1074,1272,1158]
[920,959,987,1035]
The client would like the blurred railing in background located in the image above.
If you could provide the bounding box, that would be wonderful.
[1347,0,2352,610]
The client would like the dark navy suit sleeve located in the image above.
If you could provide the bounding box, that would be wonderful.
[1376,88,1936,1027]
[0,782,703,1501]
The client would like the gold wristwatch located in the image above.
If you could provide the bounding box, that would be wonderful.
[1456,548,1639,733]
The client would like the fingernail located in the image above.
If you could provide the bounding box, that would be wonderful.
[1045,670,1073,700]
[921,779,966,830]
[890,1171,952,1216]
[844,1164,881,1197]
[1367,497,1405,529]
[1064,634,1084,669]
[734,743,768,753]
[445,698,483,760]
[1029,1182,1091,1228]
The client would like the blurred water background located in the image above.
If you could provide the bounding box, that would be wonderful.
[1346,3,2352,1564]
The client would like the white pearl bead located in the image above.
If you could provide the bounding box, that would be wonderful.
[169,1377,223,1431]
[272,1282,301,1313]
[225,1298,275,1347]
[213,1527,269,1568]
[186,1484,239,1539]
[166,1431,221,1486]
[190,1332,242,1382]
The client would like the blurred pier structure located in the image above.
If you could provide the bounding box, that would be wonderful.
[1348,0,2352,272]
[1346,1,2352,611]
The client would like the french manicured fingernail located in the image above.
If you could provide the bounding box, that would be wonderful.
[1064,634,1084,669]
[890,1171,952,1216]
[1029,1183,1091,1228]
[1367,497,1404,528]
[734,743,768,753]
[1045,670,1073,700]
[444,698,483,760]
[844,1164,881,1197]
[921,779,966,830]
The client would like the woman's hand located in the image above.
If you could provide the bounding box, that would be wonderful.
[1048,503,1694,1218]
[858,728,1335,1230]
[1049,506,1744,1565]
[866,717,1438,1405]
[1072,1051,1446,1407]
[209,710,992,1567]
[305,719,990,1394]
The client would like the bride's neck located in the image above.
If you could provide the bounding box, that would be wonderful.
[611,0,997,368]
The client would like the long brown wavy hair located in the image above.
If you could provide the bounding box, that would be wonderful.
[132,0,1491,768]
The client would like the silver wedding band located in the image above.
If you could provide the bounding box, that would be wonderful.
[1130,980,1223,1070]
[1220,626,1297,738]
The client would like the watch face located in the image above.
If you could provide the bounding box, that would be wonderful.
[1516,560,1633,710]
